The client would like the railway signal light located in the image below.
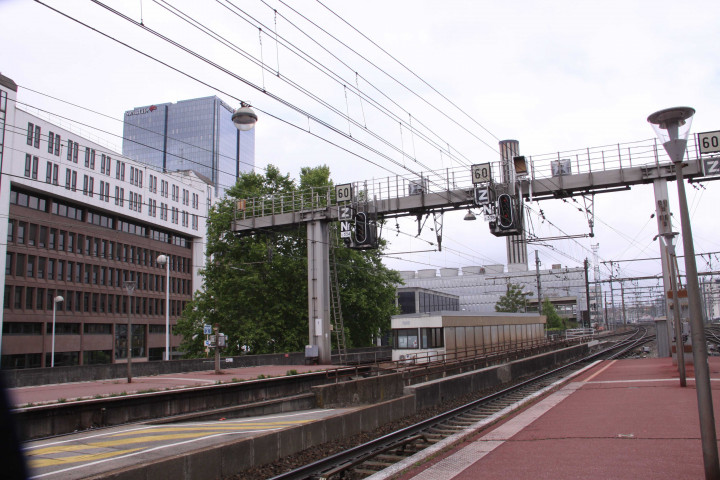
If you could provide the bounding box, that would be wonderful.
[351,211,378,249]
[497,194,513,229]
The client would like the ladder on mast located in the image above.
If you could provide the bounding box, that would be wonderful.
[329,228,348,365]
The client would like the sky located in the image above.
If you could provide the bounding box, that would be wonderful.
[2,0,720,306]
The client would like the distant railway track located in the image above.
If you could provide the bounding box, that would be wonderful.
[269,328,647,480]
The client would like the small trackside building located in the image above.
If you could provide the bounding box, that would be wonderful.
[391,311,546,363]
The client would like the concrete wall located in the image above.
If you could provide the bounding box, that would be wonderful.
[407,344,588,410]
[15,368,369,440]
[3,347,390,388]
[313,372,405,408]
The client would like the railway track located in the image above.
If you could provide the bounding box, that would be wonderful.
[269,328,649,480]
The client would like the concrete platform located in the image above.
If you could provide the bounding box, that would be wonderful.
[392,357,720,479]
[8,364,333,407]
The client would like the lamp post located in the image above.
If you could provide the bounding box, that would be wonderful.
[648,107,719,478]
[657,232,686,387]
[50,295,64,368]
[123,280,137,383]
[156,255,171,361]
[231,102,258,131]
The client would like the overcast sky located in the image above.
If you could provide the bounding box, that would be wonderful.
[2,0,720,298]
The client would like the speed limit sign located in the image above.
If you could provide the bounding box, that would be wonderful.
[698,130,720,155]
[471,163,492,184]
[335,183,353,202]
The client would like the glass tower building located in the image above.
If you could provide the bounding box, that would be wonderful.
[122,96,255,194]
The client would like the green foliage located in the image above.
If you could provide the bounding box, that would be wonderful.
[542,298,565,329]
[286,369,299,376]
[176,164,401,357]
[495,283,532,313]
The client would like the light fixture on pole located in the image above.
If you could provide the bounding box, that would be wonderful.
[156,255,171,361]
[656,231,686,387]
[123,280,137,384]
[50,295,64,368]
[232,102,258,131]
[648,106,719,477]
[463,210,477,221]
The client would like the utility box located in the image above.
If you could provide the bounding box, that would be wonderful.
[305,344,319,365]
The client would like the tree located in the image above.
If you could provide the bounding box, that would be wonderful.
[495,283,532,313]
[175,164,401,357]
[542,298,565,330]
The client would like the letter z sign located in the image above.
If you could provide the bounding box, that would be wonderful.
[474,187,490,206]
[703,157,720,177]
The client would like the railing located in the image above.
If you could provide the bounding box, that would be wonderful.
[233,136,703,222]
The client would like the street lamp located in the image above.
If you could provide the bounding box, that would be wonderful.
[50,295,63,368]
[123,280,137,383]
[463,210,477,221]
[232,102,258,131]
[656,232,686,387]
[157,255,171,361]
[648,107,719,478]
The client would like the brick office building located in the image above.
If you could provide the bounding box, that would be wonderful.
[0,73,213,368]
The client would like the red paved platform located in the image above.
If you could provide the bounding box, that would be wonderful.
[398,358,720,480]
[7,364,331,407]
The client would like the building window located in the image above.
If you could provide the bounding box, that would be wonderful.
[83,175,89,195]
[71,171,77,191]
[393,328,419,349]
[27,122,34,146]
[420,328,444,348]
[24,154,32,177]
[34,125,41,148]
[17,222,26,244]
[48,131,55,154]
[54,133,61,156]
[101,154,111,175]
[45,162,53,183]
[192,214,198,230]
[192,193,199,209]
[67,139,73,161]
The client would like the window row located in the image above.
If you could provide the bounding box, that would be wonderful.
[2,321,169,336]
[7,223,192,273]
[4,285,189,317]
[22,127,196,209]
[10,188,195,247]
[5,254,191,293]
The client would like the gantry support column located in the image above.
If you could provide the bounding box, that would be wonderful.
[500,140,528,270]
[653,178,674,357]
[307,220,332,364]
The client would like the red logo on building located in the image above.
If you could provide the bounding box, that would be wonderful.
[149,105,157,112]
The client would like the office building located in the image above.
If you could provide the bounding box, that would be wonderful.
[398,264,587,323]
[0,73,212,369]
[122,96,254,195]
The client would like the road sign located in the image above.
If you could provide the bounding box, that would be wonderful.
[203,324,212,335]
[474,187,490,206]
[471,163,492,184]
[698,130,720,155]
[335,183,353,202]
[702,157,720,177]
